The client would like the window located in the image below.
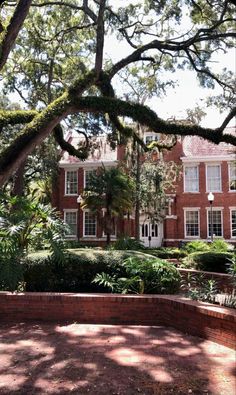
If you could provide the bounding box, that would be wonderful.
[184,165,199,192]
[64,211,77,236]
[84,211,96,236]
[145,134,160,144]
[206,164,221,192]
[65,170,78,195]
[207,210,223,237]
[229,163,236,191]
[184,210,199,237]
[84,169,96,189]
[231,210,236,238]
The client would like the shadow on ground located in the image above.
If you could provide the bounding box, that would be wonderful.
[0,322,235,395]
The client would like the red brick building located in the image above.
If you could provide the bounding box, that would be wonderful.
[54,129,236,247]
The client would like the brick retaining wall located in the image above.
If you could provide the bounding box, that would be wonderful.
[0,292,235,349]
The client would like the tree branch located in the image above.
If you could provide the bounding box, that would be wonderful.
[0,0,32,71]
[95,0,106,76]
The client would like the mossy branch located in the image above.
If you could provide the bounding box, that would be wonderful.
[0,110,38,128]
[71,96,236,146]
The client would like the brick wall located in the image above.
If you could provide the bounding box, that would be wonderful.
[0,293,235,349]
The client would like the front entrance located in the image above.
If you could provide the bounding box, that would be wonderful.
[140,218,163,248]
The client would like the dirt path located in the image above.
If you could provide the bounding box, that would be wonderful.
[0,322,235,395]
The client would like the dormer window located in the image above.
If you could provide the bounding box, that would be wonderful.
[145,134,160,144]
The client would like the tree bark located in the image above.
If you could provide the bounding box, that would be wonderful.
[0,0,32,71]
[11,160,26,197]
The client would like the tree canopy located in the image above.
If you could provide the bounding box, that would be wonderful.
[0,0,235,187]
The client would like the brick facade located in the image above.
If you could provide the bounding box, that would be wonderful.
[54,130,236,247]
[0,292,235,349]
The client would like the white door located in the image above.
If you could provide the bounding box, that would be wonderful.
[140,220,163,248]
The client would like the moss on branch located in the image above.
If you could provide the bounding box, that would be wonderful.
[0,110,38,128]
[72,96,236,145]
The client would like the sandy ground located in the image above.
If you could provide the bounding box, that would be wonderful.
[0,322,235,395]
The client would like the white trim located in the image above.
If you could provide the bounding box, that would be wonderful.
[184,208,200,238]
[60,160,118,169]
[83,209,97,237]
[206,208,223,238]
[230,208,236,239]
[64,169,78,196]
[206,163,222,192]
[165,215,178,220]
[181,155,235,163]
[183,207,201,210]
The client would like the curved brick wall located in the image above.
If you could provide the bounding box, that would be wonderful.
[0,292,235,349]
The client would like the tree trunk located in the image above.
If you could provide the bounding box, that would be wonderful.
[135,142,141,240]
[12,160,26,197]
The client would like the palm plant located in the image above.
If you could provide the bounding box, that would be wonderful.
[82,166,135,245]
[0,194,68,290]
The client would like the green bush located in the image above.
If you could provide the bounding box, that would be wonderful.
[184,240,210,254]
[147,247,187,259]
[112,237,145,250]
[23,249,155,292]
[210,239,234,252]
[93,256,180,294]
[182,251,233,273]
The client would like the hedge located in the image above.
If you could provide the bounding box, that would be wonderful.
[182,251,234,273]
[23,249,157,292]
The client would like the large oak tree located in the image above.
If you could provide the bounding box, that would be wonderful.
[0,0,235,187]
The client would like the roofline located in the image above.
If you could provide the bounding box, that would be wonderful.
[181,154,236,163]
[59,160,118,169]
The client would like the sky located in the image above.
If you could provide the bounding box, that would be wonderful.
[103,0,235,129]
[104,37,235,129]
[5,0,235,130]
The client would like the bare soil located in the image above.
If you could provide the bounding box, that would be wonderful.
[0,322,235,395]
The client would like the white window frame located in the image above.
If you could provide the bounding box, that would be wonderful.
[83,209,97,237]
[228,162,236,192]
[64,209,78,238]
[230,208,236,238]
[84,168,97,189]
[184,164,199,193]
[65,170,78,195]
[206,208,223,238]
[144,133,160,144]
[184,208,200,238]
[206,164,222,192]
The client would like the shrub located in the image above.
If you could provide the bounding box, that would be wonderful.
[111,237,145,250]
[181,251,233,273]
[184,240,210,254]
[148,247,187,259]
[93,256,181,294]
[23,249,155,292]
[227,254,236,286]
[210,239,234,252]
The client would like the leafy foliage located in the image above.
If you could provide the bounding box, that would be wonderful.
[82,166,135,244]
[185,240,211,254]
[22,249,154,292]
[0,1,235,187]
[112,237,145,250]
[0,194,68,290]
[93,256,180,294]
[181,251,234,273]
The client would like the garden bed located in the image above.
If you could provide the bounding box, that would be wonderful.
[0,292,235,349]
